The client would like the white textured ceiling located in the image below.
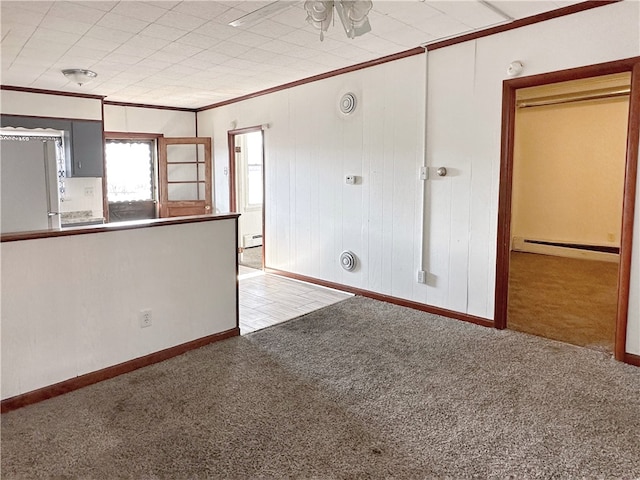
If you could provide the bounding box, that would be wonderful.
[1,0,583,109]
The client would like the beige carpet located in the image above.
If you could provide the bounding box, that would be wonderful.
[239,246,262,270]
[508,252,618,352]
[2,296,639,478]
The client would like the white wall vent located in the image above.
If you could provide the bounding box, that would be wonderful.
[339,92,357,115]
[339,250,357,271]
[243,234,263,248]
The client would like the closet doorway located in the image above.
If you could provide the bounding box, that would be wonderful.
[228,126,265,270]
[495,58,640,361]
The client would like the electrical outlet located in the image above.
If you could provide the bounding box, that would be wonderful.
[139,309,152,328]
[417,270,427,284]
[346,175,356,185]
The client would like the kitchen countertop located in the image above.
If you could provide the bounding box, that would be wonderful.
[60,210,104,226]
[1,214,240,243]
[61,217,105,226]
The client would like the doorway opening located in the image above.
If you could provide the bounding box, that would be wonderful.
[509,73,630,353]
[496,58,640,362]
[228,126,264,270]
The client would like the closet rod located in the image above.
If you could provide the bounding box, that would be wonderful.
[517,87,630,109]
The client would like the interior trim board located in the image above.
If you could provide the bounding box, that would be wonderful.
[623,353,640,367]
[426,1,619,51]
[1,113,102,124]
[103,100,196,113]
[266,268,494,329]
[1,213,240,243]
[197,47,426,112]
[0,84,105,100]
[0,327,240,414]
[104,131,164,139]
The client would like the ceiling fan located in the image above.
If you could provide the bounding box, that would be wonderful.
[229,0,374,41]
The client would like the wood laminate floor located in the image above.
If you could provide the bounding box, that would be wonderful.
[507,252,618,353]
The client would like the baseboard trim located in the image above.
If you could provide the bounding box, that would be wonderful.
[1,327,240,414]
[512,237,619,263]
[624,353,640,367]
[266,268,494,329]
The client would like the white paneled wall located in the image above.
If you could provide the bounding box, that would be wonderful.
[198,1,640,355]
[427,1,640,346]
[198,54,427,300]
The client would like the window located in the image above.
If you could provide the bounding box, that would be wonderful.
[244,131,263,208]
[105,140,155,202]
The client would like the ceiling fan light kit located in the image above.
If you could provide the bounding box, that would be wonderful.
[305,0,373,41]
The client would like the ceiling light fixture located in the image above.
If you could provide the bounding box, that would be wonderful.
[61,68,97,86]
[305,0,373,41]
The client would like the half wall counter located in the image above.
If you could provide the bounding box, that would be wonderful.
[1,214,240,410]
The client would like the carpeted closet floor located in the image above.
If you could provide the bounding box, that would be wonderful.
[239,246,262,270]
[507,251,618,352]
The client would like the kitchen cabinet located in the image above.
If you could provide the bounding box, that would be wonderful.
[69,120,103,177]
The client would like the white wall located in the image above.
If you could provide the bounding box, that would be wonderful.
[1,219,238,400]
[198,54,426,298]
[426,1,639,351]
[511,96,628,248]
[103,105,195,136]
[60,177,104,218]
[0,90,102,120]
[629,139,640,355]
[198,1,639,355]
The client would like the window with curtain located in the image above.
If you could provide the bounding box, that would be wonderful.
[105,140,155,202]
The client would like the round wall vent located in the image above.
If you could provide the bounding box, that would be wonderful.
[339,92,357,115]
[340,250,357,271]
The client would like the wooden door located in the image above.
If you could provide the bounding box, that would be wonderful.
[159,137,212,218]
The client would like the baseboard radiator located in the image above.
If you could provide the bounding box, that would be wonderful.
[243,234,263,248]
[512,237,619,263]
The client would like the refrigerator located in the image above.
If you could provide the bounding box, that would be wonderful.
[1,134,62,233]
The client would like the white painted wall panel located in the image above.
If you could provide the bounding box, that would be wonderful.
[425,41,476,311]
[198,54,427,301]
[196,1,639,355]
[0,90,102,120]
[1,219,237,399]
[362,71,386,294]
[627,138,640,356]
[427,1,640,323]
[103,105,195,136]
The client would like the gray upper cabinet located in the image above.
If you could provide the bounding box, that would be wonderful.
[0,114,104,178]
[70,121,103,177]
